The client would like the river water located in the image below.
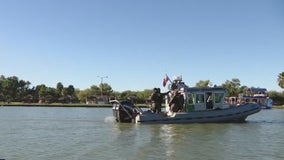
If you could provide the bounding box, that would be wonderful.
[0,107,283,160]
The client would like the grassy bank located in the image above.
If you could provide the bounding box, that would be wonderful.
[0,102,112,107]
[0,102,149,108]
[273,105,284,109]
[1,102,282,109]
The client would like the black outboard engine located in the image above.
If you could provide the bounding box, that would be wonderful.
[111,100,142,123]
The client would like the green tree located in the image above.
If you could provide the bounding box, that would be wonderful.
[277,72,284,89]
[66,85,75,96]
[2,76,19,102]
[221,78,241,97]
[239,85,249,94]
[76,84,112,103]
[36,84,47,98]
[45,87,59,103]
[195,80,211,87]
[136,89,152,103]
[0,75,6,101]
[16,80,31,101]
[267,90,284,105]
[56,82,64,95]
[90,85,101,95]
[99,83,113,96]
[119,90,133,100]
[76,89,90,102]
[0,80,3,101]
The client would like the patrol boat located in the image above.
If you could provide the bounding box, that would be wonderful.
[111,78,261,124]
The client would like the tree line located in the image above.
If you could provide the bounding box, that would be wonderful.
[0,75,152,104]
[1,72,284,105]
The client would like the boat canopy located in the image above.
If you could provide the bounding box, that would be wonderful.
[247,87,267,93]
[186,87,226,93]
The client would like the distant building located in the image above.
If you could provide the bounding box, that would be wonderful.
[86,95,109,104]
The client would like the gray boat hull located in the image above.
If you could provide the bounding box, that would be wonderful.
[136,103,260,124]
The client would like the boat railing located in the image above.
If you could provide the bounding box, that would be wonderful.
[110,100,143,116]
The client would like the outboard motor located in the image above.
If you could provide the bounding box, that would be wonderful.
[111,100,142,123]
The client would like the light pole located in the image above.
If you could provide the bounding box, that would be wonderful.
[97,76,108,96]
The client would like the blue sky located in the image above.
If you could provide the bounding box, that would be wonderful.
[0,0,283,92]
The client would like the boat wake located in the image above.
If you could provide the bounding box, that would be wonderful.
[104,116,116,123]
[248,119,284,124]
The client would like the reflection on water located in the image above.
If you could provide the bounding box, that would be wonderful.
[0,107,284,160]
[108,109,284,160]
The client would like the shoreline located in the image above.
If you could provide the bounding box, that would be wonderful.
[0,102,149,108]
[0,103,112,107]
[1,102,283,109]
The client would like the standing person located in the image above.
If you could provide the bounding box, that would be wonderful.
[150,88,169,113]
[150,88,159,113]
[169,90,184,112]
[156,88,169,113]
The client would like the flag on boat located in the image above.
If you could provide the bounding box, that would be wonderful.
[163,74,170,87]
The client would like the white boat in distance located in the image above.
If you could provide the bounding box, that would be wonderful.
[112,77,261,124]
